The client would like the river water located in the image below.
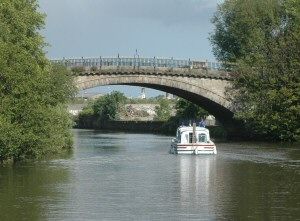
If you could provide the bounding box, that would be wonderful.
[0,129,299,220]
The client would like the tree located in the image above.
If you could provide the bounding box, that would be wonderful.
[93,91,127,121]
[175,98,209,120]
[211,0,300,141]
[154,99,172,121]
[159,98,210,134]
[0,1,76,162]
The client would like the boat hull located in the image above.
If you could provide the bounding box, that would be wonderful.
[170,144,217,155]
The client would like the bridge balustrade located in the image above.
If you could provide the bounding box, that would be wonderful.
[51,57,229,71]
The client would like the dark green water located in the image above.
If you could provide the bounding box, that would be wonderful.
[0,129,299,220]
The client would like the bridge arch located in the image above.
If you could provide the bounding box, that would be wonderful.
[75,73,234,126]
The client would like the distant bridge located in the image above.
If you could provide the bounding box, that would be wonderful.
[52,57,236,130]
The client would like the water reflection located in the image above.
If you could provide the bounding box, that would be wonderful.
[217,161,300,220]
[0,130,299,220]
[178,156,217,219]
[179,156,214,203]
[176,145,300,220]
[0,162,71,221]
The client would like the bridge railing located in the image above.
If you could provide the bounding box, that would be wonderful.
[51,57,229,71]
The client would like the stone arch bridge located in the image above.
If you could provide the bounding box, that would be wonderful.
[52,57,235,128]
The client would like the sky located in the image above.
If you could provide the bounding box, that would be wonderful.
[39,0,222,97]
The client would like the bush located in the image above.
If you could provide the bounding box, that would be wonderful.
[154,99,172,121]
[71,66,85,74]
[90,66,98,72]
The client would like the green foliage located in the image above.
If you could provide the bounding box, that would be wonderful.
[79,91,127,122]
[208,126,228,140]
[211,0,282,63]
[175,98,209,120]
[90,66,98,72]
[211,0,300,141]
[78,100,94,117]
[47,64,77,105]
[161,98,210,133]
[71,66,85,74]
[93,91,127,121]
[0,1,76,162]
[154,99,172,121]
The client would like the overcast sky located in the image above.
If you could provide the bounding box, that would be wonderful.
[39,0,222,97]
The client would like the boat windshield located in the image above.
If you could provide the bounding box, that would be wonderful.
[198,133,207,142]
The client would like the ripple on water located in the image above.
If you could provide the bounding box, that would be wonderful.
[0,131,299,221]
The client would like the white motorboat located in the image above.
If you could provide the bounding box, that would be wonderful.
[170,123,217,155]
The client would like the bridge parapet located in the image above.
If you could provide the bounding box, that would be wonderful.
[51,57,233,70]
[52,57,233,80]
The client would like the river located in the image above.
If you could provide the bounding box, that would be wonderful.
[0,129,299,220]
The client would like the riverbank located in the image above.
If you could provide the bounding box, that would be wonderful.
[74,117,228,139]
[76,118,164,133]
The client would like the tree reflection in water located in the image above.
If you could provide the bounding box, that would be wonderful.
[0,161,71,221]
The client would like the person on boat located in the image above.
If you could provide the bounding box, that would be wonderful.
[199,118,206,127]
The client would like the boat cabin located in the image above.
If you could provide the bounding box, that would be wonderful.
[176,126,211,144]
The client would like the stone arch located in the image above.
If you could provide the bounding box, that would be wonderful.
[75,74,235,126]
